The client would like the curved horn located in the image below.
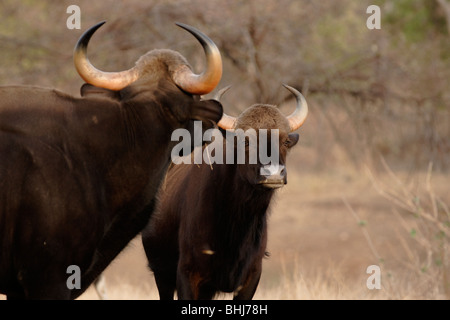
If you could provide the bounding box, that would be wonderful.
[214,86,237,130]
[282,84,309,131]
[74,21,139,91]
[173,23,223,95]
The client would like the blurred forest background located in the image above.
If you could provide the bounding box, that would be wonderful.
[1,0,449,171]
[0,0,449,299]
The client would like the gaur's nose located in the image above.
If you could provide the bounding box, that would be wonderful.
[258,164,286,189]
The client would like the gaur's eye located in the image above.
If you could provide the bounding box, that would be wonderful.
[283,139,290,147]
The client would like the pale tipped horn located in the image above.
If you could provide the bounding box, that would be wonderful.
[214,86,237,130]
[282,84,309,131]
[173,23,223,95]
[74,21,139,91]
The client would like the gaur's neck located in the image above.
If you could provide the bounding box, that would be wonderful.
[208,163,274,246]
[99,101,178,214]
[219,163,274,211]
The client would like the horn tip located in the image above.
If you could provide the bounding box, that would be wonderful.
[93,21,107,33]
[214,85,232,101]
[220,85,232,92]
[75,21,107,52]
[175,22,193,31]
[282,83,296,92]
[90,20,107,31]
[282,84,306,99]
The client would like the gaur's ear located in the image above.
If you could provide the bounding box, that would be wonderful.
[80,83,121,100]
[286,133,299,149]
[191,99,223,128]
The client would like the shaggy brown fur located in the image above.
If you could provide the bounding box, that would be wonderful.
[235,104,290,133]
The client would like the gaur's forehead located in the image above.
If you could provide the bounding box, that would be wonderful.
[135,49,191,77]
[235,104,290,132]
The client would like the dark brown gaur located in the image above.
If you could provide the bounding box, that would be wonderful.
[142,85,308,299]
[0,21,223,299]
